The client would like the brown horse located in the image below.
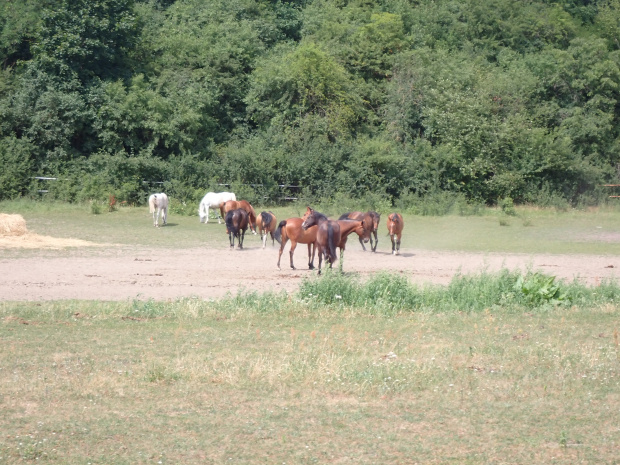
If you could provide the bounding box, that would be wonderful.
[301,207,341,274]
[274,218,317,270]
[256,211,277,248]
[338,211,375,251]
[335,218,367,271]
[225,208,249,249]
[386,212,404,255]
[222,200,257,234]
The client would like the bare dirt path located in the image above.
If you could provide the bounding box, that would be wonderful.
[1,242,619,301]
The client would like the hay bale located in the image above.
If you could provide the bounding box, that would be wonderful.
[0,213,28,236]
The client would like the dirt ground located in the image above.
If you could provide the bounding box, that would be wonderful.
[1,230,620,301]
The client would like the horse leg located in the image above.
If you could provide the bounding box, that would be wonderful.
[390,234,396,255]
[372,230,378,252]
[396,233,401,255]
[289,241,298,270]
[307,243,316,270]
[277,236,288,270]
[239,230,245,249]
[219,205,225,224]
[317,245,323,275]
[261,230,267,249]
[357,235,367,252]
[162,207,167,226]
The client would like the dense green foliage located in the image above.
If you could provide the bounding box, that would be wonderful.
[1,0,620,207]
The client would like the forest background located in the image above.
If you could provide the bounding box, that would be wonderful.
[2,0,620,212]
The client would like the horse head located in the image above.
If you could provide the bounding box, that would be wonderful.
[302,207,328,230]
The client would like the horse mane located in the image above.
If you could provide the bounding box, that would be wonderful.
[338,212,351,220]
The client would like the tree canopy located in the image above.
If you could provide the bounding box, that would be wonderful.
[1,0,619,207]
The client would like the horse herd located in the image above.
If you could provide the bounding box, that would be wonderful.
[150,191,405,274]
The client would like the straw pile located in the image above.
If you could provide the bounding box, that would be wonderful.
[0,213,28,236]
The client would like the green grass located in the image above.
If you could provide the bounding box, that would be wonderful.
[1,294,619,464]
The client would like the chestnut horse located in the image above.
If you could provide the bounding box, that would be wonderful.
[301,207,341,274]
[335,218,368,271]
[225,208,249,249]
[256,211,277,248]
[338,211,376,251]
[222,200,257,234]
[386,212,404,255]
[274,218,317,270]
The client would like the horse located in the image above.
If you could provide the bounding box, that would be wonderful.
[225,208,249,249]
[338,211,376,251]
[256,211,277,248]
[222,199,257,234]
[330,218,368,272]
[198,191,236,224]
[148,193,169,227]
[274,218,317,270]
[301,207,341,274]
[386,212,404,255]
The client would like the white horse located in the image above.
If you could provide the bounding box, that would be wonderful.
[199,191,236,224]
[149,193,169,227]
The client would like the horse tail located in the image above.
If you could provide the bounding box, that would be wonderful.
[327,224,338,264]
[225,211,238,235]
[261,212,272,228]
[149,195,156,213]
[338,212,351,220]
[274,220,287,244]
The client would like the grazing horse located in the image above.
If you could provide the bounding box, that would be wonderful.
[148,193,168,227]
[338,211,376,251]
[301,207,341,274]
[225,208,249,249]
[386,212,404,255]
[222,199,257,234]
[274,218,317,270]
[257,211,277,248]
[199,191,236,224]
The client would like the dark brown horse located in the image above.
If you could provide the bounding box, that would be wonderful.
[225,208,249,249]
[386,212,404,255]
[274,218,317,270]
[338,211,375,251]
[222,199,257,234]
[256,211,277,248]
[301,207,341,274]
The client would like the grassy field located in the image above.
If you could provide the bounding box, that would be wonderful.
[1,298,619,464]
[3,199,620,254]
[2,200,620,463]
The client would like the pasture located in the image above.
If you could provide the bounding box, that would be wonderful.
[1,200,620,463]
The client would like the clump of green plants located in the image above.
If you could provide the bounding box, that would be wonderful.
[513,271,569,306]
[499,197,517,216]
[90,201,102,215]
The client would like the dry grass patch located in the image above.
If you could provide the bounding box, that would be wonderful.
[0,212,101,249]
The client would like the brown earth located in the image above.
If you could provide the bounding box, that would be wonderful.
[1,233,619,301]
